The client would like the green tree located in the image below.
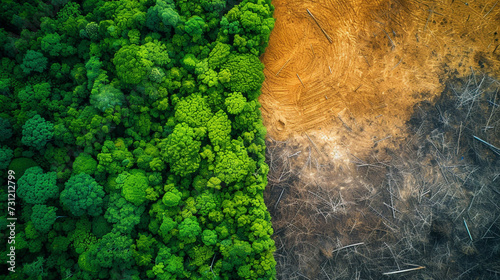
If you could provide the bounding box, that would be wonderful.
[23,256,47,280]
[31,204,58,233]
[215,140,252,184]
[17,83,52,112]
[195,59,219,87]
[148,0,180,28]
[201,229,217,246]
[90,84,125,112]
[21,50,48,74]
[233,100,263,130]
[22,114,54,150]
[96,138,135,175]
[133,142,164,171]
[113,44,153,84]
[162,188,182,207]
[85,55,103,90]
[0,145,13,170]
[149,67,165,83]
[150,246,186,279]
[145,0,180,32]
[221,54,264,93]
[225,91,247,114]
[49,235,71,254]
[0,117,13,142]
[92,215,112,238]
[104,193,146,234]
[41,32,75,56]
[85,22,99,40]
[116,169,149,206]
[178,216,202,244]
[17,167,58,204]
[240,10,262,32]
[196,190,220,216]
[174,93,213,128]
[60,173,105,217]
[220,16,241,35]
[208,42,231,68]
[158,216,177,242]
[160,123,202,177]
[207,110,231,147]
[8,157,38,178]
[185,16,205,40]
[81,231,135,271]
[70,218,98,255]
[182,53,198,72]
[219,238,252,270]
[72,152,98,175]
[0,78,9,94]
[132,233,157,266]
[141,41,171,67]
[201,0,226,14]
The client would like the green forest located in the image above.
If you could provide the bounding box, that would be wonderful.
[0,0,276,279]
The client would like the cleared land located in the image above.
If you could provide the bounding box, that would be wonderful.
[260,0,500,279]
[260,0,500,146]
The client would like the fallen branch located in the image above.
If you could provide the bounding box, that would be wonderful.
[391,58,402,70]
[463,218,473,242]
[305,133,320,155]
[377,27,396,49]
[332,242,364,253]
[296,73,305,87]
[337,115,352,131]
[382,266,425,275]
[473,135,500,155]
[288,151,301,157]
[276,59,290,76]
[484,1,498,18]
[274,188,285,209]
[374,135,392,144]
[456,121,462,155]
[306,9,333,43]
[210,254,216,277]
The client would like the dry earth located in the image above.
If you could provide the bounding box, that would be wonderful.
[260,0,500,155]
[259,1,500,279]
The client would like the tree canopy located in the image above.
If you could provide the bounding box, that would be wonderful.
[1,0,276,279]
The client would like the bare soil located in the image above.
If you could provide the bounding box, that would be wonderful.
[260,0,500,145]
[260,1,500,279]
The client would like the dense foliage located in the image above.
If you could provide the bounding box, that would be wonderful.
[0,0,276,279]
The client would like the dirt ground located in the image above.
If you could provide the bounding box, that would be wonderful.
[260,1,500,279]
[260,0,500,154]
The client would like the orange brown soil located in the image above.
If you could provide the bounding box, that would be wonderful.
[259,0,500,152]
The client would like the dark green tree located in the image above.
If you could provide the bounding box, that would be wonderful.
[31,204,58,233]
[21,115,54,150]
[20,50,48,74]
[0,117,13,142]
[60,173,105,217]
[0,145,13,170]
[23,256,48,280]
[17,167,58,204]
